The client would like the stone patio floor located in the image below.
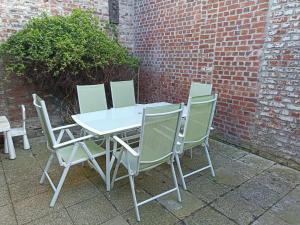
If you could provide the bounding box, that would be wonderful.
[0,137,300,225]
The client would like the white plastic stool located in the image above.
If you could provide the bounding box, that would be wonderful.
[10,105,30,150]
[0,116,16,159]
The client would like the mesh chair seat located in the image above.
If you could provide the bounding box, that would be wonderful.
[114,147,168,173]
[57,140,105,164]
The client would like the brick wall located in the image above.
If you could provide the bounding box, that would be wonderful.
[134,1,267,142]
[134,0,300,169]
[255,0,300,168]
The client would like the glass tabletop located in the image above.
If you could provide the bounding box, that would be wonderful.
[72,102,171,136]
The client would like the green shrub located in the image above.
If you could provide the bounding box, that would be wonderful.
[0,9,139,113]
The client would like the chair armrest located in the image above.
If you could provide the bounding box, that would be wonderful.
[53,134,94,149]
[52,124,78,131]
[113,136,139,157]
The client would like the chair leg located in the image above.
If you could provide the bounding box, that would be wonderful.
[23,133,30,150]
[3,132,8,154]
[204,143,215,177]
[6,131,16,159]
[89,157,106,183]
[175,154,187,190]
[50,165,70,207]
[171,161,181,202]
[40,153,54,184]
[111,153,122,188]
[129,175,140,221]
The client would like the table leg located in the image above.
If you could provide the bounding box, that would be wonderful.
[6,131,16,159]
[105,135,111,191]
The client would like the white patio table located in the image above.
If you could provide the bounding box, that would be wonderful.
[72,102,171,191]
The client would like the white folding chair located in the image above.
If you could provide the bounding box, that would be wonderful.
[176,94,218,190]
[111,104,184,221]
[33,94,106,207]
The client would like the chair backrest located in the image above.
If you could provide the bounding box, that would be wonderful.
[32,94,56,148]
[183,94,217,145]
[137,104,183,171]
[110,80,136,108]
[77,84,107,113]
[189,82,212,98]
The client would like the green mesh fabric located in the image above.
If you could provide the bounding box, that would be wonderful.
[184,95,215,144]
[110,80,136,108]
[33,95,55,147]
[189,82,212,97]
[77,84,107,113]
[57,140,105,163]
[139,104,181,166]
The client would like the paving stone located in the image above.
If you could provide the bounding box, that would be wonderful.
[26,209,73,225]
[253,170,295,195]
[238,153,275,172]
[180,147,211,171]
[0,204,17,225]
[122,201,179,225]
[158,190,205,219]
[211,190,265,224]
[102,215,129,225]
[0,184,10,207]
[4,164,42,185]
[88,175,109,193]
[1,150,37,171]
[183,206,237,225]
[137,170,175,196]
[188,176,231,203]
[47,166,90,189]
[8,175,50,203]
[266,164,300,185]
[105,183,151,213]
[209,161,251,188]
[60,178,100,207]
[0,137,299,225]
[67,193,118,225]
[252,211,290,225]
[0,169,6,187]
[206,153,236,171]
[33,151,60,171]
[14,191,64,225]
[214,142,248,160]
[237,180,282,209]
[270,186,300,224]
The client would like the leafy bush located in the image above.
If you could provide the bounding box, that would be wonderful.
[0,9,139,114]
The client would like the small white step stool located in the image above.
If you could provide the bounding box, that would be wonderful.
[10,105,30,150]
[0,105,30,159]
[0,116,16,159]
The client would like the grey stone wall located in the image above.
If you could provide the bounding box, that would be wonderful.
[255,0,300,169]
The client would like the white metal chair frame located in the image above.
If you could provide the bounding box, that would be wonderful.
[111,105,184,221]
[33,94,106,207]
[10,105,30,150]
[176,94,218,190]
